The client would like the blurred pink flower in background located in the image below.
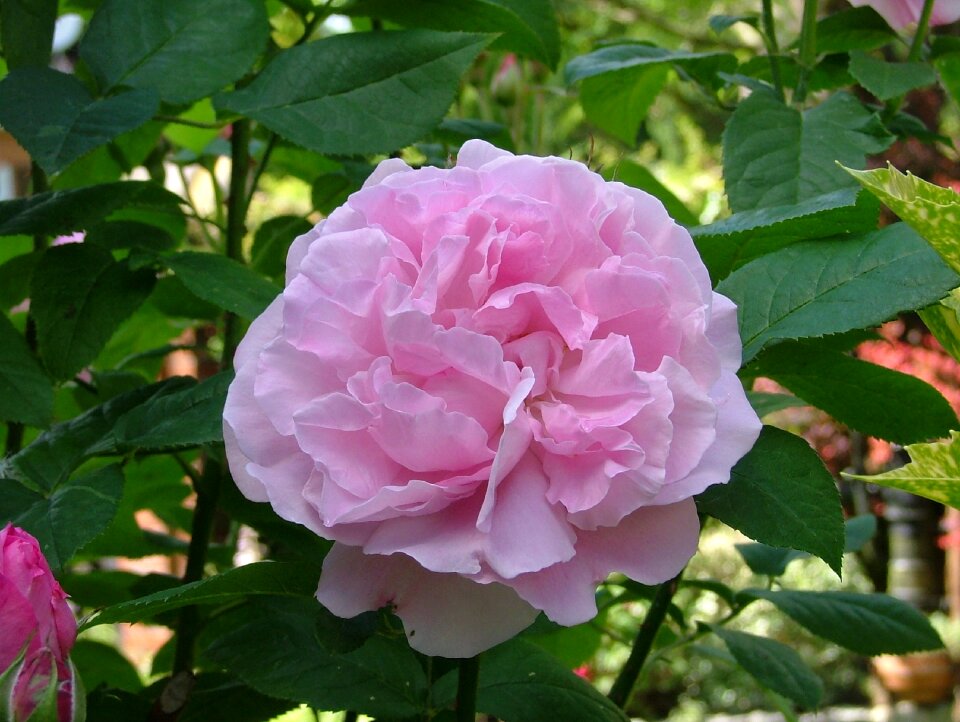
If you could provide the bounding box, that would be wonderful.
[0,525,80,722]
[224,140,761,657]
[849,0,960,29]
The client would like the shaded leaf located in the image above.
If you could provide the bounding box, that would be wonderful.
[83,561,321,628]
[0,378,194,492]
[746,392,806,418]
[0,465,123,569]
[0,67,157,175]
[740,588,943,656]
[844,514,878,553]
[697,426,844,575]
[0,312,53,427]
[251,216,313,280]
[88,372,231,453]
[849,51,937,101]
[0,181,184,238]
[31,243,155,379]
[736,543,807,577]
[711,627,823,709]
[432,638,629,722]
[164,252,279,320]
[717,223,960,363]
[815,6,897,54]
[204,596,428,718]
[345,0,560,67]
[80,0,270,104]
[753,342,957,443]
[215,30,491,155]
[1,0,56,69]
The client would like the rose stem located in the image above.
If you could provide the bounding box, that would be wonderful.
[455,655,481,722]
[793,0,819,105]
[761,0,785,102]
[172,118,251,675]
[607,571,683,710]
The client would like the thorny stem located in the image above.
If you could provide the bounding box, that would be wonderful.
[794,0,819,105]
[455,656,481,722]
[761,0,785,102]
[607,572,683,710]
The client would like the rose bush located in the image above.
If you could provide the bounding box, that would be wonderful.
[0,525,79,721]
[849,0,960,29]
[223,140,762,657]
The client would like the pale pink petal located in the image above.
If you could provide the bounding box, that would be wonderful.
[317,544,538,657]
[509,499,699,625]
[456,139,513,169]
[652,371,762,504]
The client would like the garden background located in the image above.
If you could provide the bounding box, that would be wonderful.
[4,0,960,720]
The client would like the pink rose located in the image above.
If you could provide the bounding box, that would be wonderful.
[849,0,960,29]
[223,140,761,657]
[0,525,79,721]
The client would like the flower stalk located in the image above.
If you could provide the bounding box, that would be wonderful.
[455,656,480,722]
[607,572,683,710]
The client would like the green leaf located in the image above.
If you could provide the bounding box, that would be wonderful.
[164,252,279,320]
[844,163,960,275]
[566,45,737,90]
[736,543,808,577]
[580,64,668,145]
[215,30,491,155]
[83,561,321,628]
[251,215,313,280]
[204,596,428,718]
[84,220,176,253]
[0,68,158,175]
[0,0,56,69]
[88,371,231,453]
[696,426,844,575]
[711,627,823,709]
[0,181,184,238]
[432,638,629,722]
[31,244,156,379]
[716,223,960,363]
[180,674,295,722]
[0,312,53,428]
[935,52,960,110]
[605,159,699,227]
[815,6,898,54]
[844,514,878,553]
[71,640,143,693]
[80,0,270,105]
[345,0,560,67]
[746,391,806,418]
[0,465,123,569]
[920,289,960,363]
[752,342,957,444]
[845,431,960,510]
[740,588,944,656]
[1,377,194,492]
[722,91,891,213]
[849,51,937,101]
[691,188,879,282]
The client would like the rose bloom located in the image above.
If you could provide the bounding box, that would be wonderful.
[849,0,960,28]
[0,525,79,721]
[224,140,761,657]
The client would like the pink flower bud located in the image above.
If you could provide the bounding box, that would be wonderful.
[0,526,79,721]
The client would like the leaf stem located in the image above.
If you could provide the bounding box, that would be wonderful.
[908,0,936,62]
[794,0,819,105]
[761,0,785,102]
[607,571,683,710]
[455,655,481,722]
